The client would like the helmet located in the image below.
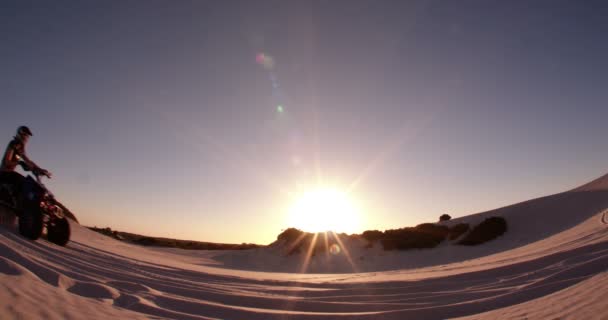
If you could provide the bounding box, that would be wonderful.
[17,126,33,137]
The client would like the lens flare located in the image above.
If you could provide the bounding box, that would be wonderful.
[255,52,285,112]
[255,52,275,69]
[255,53,265,64]
[329,243,341,255]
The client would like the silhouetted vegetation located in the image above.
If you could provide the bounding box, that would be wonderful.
[381,223,449,250]
[458,217,507,246]
[356,217,506,250]
[277,228,305,244]
[276,228,359,256]
[277,228,311,254]
[88,226,261,250]
[361,230,384,242]
[439,214,451,222]
[416,223,450,237]
[448,223,470,240]
[90,214,508,253]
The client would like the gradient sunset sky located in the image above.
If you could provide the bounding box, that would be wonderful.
[2,1,607,244]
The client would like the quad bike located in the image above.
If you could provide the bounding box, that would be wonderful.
[0,162,70,246]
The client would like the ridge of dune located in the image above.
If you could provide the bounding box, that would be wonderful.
[571,172,608,192]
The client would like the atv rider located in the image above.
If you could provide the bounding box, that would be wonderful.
[0,126,52,207]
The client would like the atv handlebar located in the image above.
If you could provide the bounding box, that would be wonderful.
[18,161,52,180]
[33,168,52,181]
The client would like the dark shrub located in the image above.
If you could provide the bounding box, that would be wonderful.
[277,228,304,243]
[439,214,452,222]
[277,229,334,256]
[458,217,507,246]
[381,223,449,250]
[362,230,384,242]
[415,223,449,238]
[136,237,158,246]
[448,223,470,240]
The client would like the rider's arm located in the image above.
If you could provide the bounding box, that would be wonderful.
[18,152,39,170]
[17,151,51,178]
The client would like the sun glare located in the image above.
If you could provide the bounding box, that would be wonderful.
[287,187,362,234]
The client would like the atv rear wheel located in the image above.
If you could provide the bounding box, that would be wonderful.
[47,217,70,246]
[18,208,43,240]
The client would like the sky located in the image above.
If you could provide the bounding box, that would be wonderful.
[1,0,607,244]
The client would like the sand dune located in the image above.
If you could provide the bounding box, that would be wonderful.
[1,173,607,319]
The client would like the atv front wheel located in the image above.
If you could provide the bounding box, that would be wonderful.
[47,217,70,246]
[18,209,43,240]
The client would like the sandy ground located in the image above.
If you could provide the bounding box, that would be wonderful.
[1,173,607,319]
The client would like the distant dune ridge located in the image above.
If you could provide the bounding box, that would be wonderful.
[571,172,608,192]
[87,226,261,250]
[1,172,608,319]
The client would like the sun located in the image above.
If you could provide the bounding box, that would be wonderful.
[287,187,362,234]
